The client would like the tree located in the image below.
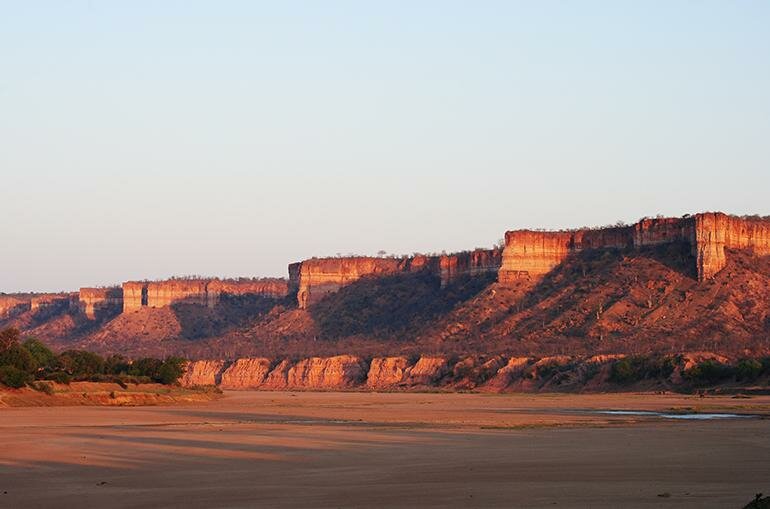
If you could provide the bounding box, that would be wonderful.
[22,338,56,373]
[0,327,21,351]
[0,343,36,373]
[58,350,105,377]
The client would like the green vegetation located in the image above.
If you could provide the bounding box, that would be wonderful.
[0,327,186,390]
[609,356,677,384]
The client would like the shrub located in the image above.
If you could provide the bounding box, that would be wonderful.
[48,371,71,385]
[0,343,37,373]
[736,359,763,382]
[104,354,130,375]
[0,365,32,388]
[0,328,21,351]
[22,338,56,373]
[58,350,105,377]
[156,357,185,385]
[684,360,736,385]
[609,356,676,384]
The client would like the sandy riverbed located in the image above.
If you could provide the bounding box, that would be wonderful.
[1,391,769,508]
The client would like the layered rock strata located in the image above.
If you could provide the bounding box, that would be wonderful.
[294,249,502,309]
[499,213,770,283]
[121,278,290,313]
[78,287,123,319]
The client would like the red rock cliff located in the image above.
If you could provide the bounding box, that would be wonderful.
[296,257,404,309]
[498,214,768,283]
[79,287,122,319]
[0,295,31,318]
[296,250,500,309]
[122,278,289,313]
[694,213,770,281]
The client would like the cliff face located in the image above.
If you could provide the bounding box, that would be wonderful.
[296,258,404,309]
[296,250,501,309]
[439,249,502,286]
[122,278,289,313]
[207,280,289,307]
[0,296,31,318]
[185,353,746,392]
[180,360,226,386]
[78,287,122,319]
[0,293,75,319]
[694,213,770,281]
[220,358,272,389]
[122,282,146,312]
[499,214,770,283]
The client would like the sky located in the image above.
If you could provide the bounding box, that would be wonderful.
[1,1,769,292]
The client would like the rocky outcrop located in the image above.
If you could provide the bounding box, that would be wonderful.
[122,278,290,313]
[79,287,122,319]
[220,358,272,389]
[0,293,75,319]
[262,359,292,389]
[295,249,501,308]
[366,357,411,388]
[296,258,404,309]
[405,356,450,386]
[499,213,770,283]
[0,295,31,318]
[439,249,502,286]
[694,213,770,281]
[122,282,146,312]
[180,360,226,386]
[287,355,368,388]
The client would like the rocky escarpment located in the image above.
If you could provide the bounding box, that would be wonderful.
[295,249,501,309]
[0,293,76,319]
[181,352,758,392]
[78,287,122,319]
[499,213,770,283]
[694,213,770,280]
[122,278,290,313]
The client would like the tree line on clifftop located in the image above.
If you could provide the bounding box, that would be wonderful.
[0,327,184,391]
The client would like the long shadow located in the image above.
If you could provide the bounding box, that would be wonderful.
[309,270,496,340]
[170,294,290,340]
[485,243,698,337]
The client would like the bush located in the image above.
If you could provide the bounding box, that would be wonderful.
[0,365,32,388]
[736,359,763,382]
[684,360,736,385]
[129,357,185,384]
[156,357,185,385]
[105,354,130,375]
[0,343,37,373]
[22,338,56,373]
[48,371,72,385]
[58,350,105,377]
[609,356,676,384]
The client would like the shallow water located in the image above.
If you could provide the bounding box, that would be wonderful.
[596,410,755,420]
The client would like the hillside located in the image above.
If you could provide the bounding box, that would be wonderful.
[2,212,768,364]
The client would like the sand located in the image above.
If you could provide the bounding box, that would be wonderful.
[1,391,769,508]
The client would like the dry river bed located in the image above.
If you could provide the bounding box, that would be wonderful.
[1,391,769,508]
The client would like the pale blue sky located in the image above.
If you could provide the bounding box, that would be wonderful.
[1,1,769,292]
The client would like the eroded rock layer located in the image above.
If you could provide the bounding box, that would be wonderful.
[78,287,123,319]
[295,249,502,309]
[499,213,770,283]
[121,278,290,313]
[181,352,743,392]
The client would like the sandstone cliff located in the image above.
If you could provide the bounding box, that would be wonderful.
[122,278,290,313]
[181,351,750,393]
[78,287,122,319]
[295,249,501,309]
[499,214,770,283]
